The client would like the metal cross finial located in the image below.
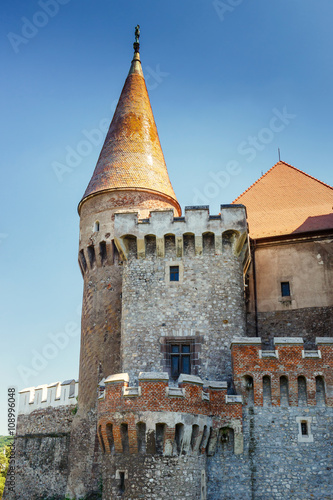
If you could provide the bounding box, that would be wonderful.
[133,25,140,53]
[135,25,140,44]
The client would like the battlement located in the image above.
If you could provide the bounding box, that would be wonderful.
[18,379,78,415]
[97,372,243,456]
[77,205,249,274]
[231,337,333,406]
[113,205,248,261]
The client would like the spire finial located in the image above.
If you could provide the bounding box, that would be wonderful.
[134,25,140,53]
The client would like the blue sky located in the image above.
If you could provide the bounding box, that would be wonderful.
[1,0,332,434]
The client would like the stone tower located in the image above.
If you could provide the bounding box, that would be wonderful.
[77,31,181,411]
[69,29,249,499]
[66,30,184,498]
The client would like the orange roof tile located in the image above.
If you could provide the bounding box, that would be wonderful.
[232,161,333,239]
[79,48,180,214]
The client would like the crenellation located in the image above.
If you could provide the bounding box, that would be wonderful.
[231,337,333,407]
[18,380,78,415]
[114,206,248,261]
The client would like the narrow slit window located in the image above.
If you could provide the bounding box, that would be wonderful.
[301,421,308,436]
[119,471,125,494]
[281,281,290,297]
[170,265,179,282]
[94,221,100,232]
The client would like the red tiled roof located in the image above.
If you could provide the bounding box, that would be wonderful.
[232,161,333,239]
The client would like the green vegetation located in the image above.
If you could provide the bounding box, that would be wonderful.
[0,436,13,499]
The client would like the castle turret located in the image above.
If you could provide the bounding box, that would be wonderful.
[77,27,180,410]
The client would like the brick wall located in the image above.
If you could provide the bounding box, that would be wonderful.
[231,338,333,407]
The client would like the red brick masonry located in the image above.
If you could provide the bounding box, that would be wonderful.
[98,375,242,454]
[231,338,333,407]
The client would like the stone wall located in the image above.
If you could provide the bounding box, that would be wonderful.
[3,406,76,500]
[101,454,206,499]
[256,306,333,348]
[78,262,122,410]
[121,251,246,382]
[208,406,333,500]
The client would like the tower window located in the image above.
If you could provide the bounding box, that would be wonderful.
[281,281,290,297]
[296,416,313,442]
[171,344,191,378]
[94,221,100,232]
[301,422,308,436]
[170,266,179,282]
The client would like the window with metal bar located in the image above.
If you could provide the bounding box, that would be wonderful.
[170,266,179,282]
[171,344,191,378]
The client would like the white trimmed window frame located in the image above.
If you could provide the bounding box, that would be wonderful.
[165,260,184,285]
[296,416,313,443]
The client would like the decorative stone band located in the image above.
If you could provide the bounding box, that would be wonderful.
[97,371,243,457]
[18,379,78,415]
[231,337,333,407]
[113,205,248,261]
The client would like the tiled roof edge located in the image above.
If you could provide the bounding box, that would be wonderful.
[232,161,333,203]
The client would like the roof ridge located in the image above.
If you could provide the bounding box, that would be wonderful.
[232,161,333,203]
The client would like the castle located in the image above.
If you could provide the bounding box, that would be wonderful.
[4,29,333,500]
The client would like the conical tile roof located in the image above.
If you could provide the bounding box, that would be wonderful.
[233,161,333,238]
[79,41,180,215]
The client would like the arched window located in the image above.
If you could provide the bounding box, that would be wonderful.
[183,233,195,256]
[280,376,289,406]
[164,234,175,257]
[315,376,325,406]
[199,425,209,452]
[219,427,234,453]
[203,232,215,255]
[263,375,272,406]
[175,423,184,455]
[106,423,114,453]
[145,235,156,257]
[190,424,200,451]
[136,422,146,453]
[120,423,129,453]
[155,423,166,455]
[298,376,307,406]
[94,221,100,232]
[242,375,254,406]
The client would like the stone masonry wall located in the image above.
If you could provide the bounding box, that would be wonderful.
[208,406,333,500]
[101,454,206,499]
[121,249,246,383]
[3,407,75,500]
[256,306,333,348]
[78,262,122,410]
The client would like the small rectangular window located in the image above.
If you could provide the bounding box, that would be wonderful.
[170,266,179,282]
[281,281,290,297]
[301,422,308,436]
